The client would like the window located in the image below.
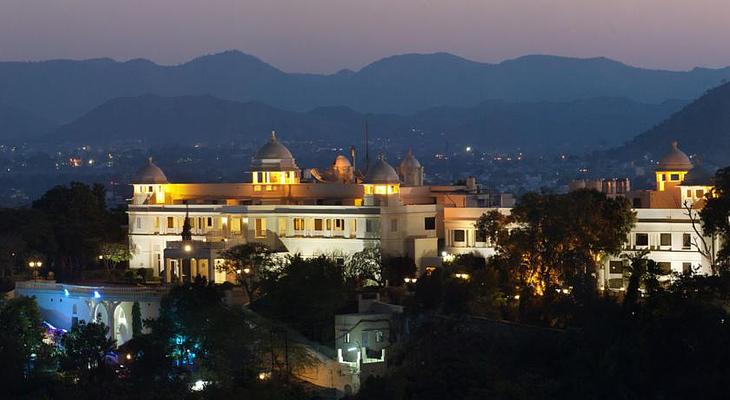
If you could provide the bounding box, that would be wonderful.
[366,219,375,233]
[658,262,672,275]
[375,330,384,343]
[424,217,436,230]
[660,233,672,247]
[278,217,287,237]
[293,218,304,231]
[326,219,332,230]
[334,219,345,231]
[350,219,357,235]
[135,217,142,229]
[167,217,175,229]
[154,217,160,230]
[207,217,213,228]
[670,174,680,181]
[475,229,487,243]
[255,218,266,238]
[683,263,693,274]
[635,233,648,247]
[148,185,154,192]
[686,189,692,197]
[361,331,369,347]
[633,198,642,208]
[314,219,323,231]
[609,261,623,274]
[695,189,704,198]
[453,230,466,242]
[683,233,692,250]
[390,218,398,232]
[345,333,350,343]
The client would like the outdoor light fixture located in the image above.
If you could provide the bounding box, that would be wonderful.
[94,290,101,299]
[64,289,70,297]
[184,244,192,252]
[243,267,251,274]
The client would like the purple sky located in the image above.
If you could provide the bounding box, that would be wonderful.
[1,0,730,73]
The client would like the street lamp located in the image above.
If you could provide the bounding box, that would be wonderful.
[28,259,43,280]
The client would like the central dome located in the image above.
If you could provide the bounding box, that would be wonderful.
[133,157,168,184]
[657,141,693,171]
[251,131,299,172]
[364,155,400,184]
[254,131,295,160]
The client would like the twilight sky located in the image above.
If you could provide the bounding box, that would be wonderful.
[1,0,729,73]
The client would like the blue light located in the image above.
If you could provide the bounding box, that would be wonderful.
[64,288,70,297]
[94,290,101,299]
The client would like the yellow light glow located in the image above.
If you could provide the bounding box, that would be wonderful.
[184,244,192,252]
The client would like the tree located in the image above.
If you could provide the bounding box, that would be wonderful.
[0,296,47,393]
[132,302,142,338]
[59,320,116,375]
[345,246,383,286]
[32,182,122,280]
[477,190,635,320]
[99,242,132,275]
[219,243,276,302]
[700,166,730,271]
[262,255,348,343]
[383,256,417,286]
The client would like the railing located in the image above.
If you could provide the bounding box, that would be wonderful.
[15,281,169,299]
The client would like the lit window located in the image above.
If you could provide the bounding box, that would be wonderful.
[658,262,672,275]
[326,219,332,231]
[254,185,262,192]
[609,261,623,274]
[334,219,345,231]
[314,219,323,231]
[695,189,704,198]
[255,218,267,238]
[167,217,174,229]
[293,218,304,231]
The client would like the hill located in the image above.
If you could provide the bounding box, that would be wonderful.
[52,94,685,152]
[612,82,730,166]
[0,50,727,123]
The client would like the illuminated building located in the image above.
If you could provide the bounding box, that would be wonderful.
[128,132,508,282]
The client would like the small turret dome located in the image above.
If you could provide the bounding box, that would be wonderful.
[399,148,421,170]
[251,131,299,171]
[333,155,352,169]
[133,158,168,184]
[658,141,693,171]
[364,154,400,184]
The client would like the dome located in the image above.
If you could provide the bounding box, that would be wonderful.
[364,154,400,184]
[254,131,295,160]
[133,158,168,184]
[657,141,693,171]
[251,131,299,171]
[399,148,421,170]
[333,155,352,169]
[681,163,715,186]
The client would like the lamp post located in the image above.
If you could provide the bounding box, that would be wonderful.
[28,259,43,280]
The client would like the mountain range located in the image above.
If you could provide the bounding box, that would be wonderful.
[51,94,685,152]
[612,80,730,166]
[2,50,730,125]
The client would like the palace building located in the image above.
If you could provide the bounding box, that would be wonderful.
[128,131,510,284]
[128,134,716,292]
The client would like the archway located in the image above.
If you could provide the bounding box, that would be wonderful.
[93,302,110,328]
[113,303,132,345]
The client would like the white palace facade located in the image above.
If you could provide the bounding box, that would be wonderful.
[128,134,718,291]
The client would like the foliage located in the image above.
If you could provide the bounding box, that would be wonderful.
[0,296,48,394]
[31,182,125,280]
[345,246,383,286]
[99,241,132,272]
[260,254,348,344]
[477,189,635,318]
[382,256,417,286]
[59,320,116,376]
[219,243,276,302]
[701,166,730,270]
[132,302,142,338]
